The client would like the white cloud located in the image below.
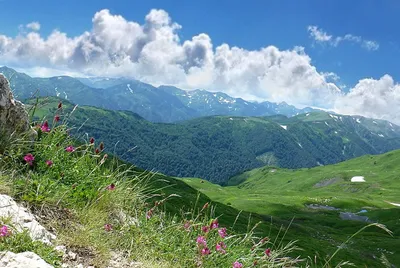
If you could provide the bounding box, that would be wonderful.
[26,22,41,31]
[334,75,400,123]
[1,9,399,124]
[308,25,379,51]
[307,26,332,42]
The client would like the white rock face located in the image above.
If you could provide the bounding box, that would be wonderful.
[0,251,54,268]
[351,176,365,182]
[0,194,56,245]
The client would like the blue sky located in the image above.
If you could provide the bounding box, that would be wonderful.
[1,0,399,87]
[1,0,400,123]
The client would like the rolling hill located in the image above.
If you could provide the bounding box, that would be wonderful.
[182,150,400,266]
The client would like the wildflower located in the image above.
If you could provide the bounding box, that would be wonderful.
[41,121,50,132]
[104,224,112,232]
[196,236,207,247]
[202,202,209,210]
[216,242,226,254]
[90,137,95,144]
[233,261,243,268]
[146,209,153,219]
[45,160,53,167]
[210,219,219,229]
[201,247,211,255]
[99,142,104,151]
[218,227,227,238]
[202,226,210,233]
[106,183,115,191]
[65,145,75,152]
[95,148,100,154]
[58,102,62,109]
[265,248,271,257]
[23,153,34,166]
[54,115,60,122]
[0,225,10,237]
[261,237,269,244]
[183,221,191,231]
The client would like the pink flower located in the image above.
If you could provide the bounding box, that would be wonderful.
[202,226,209,233]
[45,160,53,167]
[65,146,75,152]
[54,115,60,122]
[41,121,50,132]
[218,227,227,238]
[196,236,207,247]
[90,137,95,144]
[106,183,115,191]
[210,219,219,229]
[23,153,34,166]
[201,247,211,255]
[0,225,10,237]
[265,248,271,257]
[216,242,226,254]
[183,221,191,231]
[104,224,112,232]
[233,261,243,268]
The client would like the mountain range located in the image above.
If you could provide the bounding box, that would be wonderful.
[1,66,316,123]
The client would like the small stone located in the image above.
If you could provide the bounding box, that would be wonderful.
[55,245,67,254]
[67,251,77,261]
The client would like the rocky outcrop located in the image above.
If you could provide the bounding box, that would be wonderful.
[0,251,54,268]
[0,194,56,245]
[0,74,35,143]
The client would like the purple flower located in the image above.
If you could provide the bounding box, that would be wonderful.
[104,224,112,232]
[218,227,227,238]
[201,247,211,255]
[202,226,210,233]
[216,242,226,254]
[0,225,11,237]
[23,153,34,166]
[196,236,207,247]
[45,160,53,167]
[41,121,50,132]
[65,146,75,152]
[210,219,219,229]
[233,261,243,268]
[106,183,115,191]
[265,248,271,257]
[54,115,60,122]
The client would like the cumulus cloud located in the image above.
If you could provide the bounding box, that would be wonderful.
[307,25,379,51]
[0,9,399,124]
[334,75,400,123]
[26,22,41,31]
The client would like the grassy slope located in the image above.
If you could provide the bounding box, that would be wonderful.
[183,151,400,266]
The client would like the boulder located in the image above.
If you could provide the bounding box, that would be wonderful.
[0,74,36,146]
[0,194,56,245]
[0,251,53,268]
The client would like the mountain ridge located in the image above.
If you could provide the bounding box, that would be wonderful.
[1,66,318,123]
